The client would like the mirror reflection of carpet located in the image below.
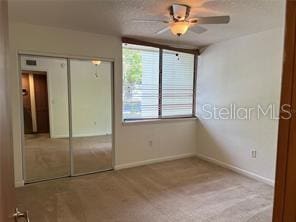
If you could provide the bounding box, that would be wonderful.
[25,134,112,182]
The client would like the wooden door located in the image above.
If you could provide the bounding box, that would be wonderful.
[33,74,50,133]
[0,0,16,221]
[22,73,33,134]
[273,1,296,221]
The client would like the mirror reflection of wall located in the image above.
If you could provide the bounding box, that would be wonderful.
[21,55,70,183]
[70,59,112,175]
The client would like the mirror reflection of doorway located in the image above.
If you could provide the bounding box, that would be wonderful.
[22,72,50,134]
[20,55,113,183]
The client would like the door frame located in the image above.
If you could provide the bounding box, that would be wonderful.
[18,52,116,184]
[0,0,16,221]
[273,1,296,221]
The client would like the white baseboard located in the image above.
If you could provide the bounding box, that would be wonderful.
[50,132,112,139]
[72,132,112,138]
[196,154,275,186]
[114,153,196,170]
[15,180,24,188]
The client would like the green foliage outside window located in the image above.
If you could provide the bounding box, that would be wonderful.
[123,48,143,84]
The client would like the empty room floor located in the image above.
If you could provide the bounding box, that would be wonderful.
[24,134,112,182]
[16,158,273,222]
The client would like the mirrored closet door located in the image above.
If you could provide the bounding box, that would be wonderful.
[70,59,113,175]
[20,55,113,183]
[21,55,70,183]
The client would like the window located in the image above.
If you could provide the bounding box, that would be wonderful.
[162,50,194,117]
[122,43,196,121]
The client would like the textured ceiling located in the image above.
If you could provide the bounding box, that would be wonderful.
[8,0,285,48]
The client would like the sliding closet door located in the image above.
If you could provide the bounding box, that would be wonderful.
[20,55,70,183]
[70,59,113,175]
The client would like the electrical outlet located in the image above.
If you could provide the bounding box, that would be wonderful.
[251,149,257,158]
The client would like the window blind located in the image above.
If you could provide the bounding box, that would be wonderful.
[162,50,194,117]
[122,44,159,120]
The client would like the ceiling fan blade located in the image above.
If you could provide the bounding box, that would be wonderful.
[132,19,169,24]
[196,16,230,24]
[190,26,208,34]
[156,27,170,35]
[190,7,222,16]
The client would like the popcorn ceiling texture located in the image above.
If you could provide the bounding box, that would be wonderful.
[8,0,285,47]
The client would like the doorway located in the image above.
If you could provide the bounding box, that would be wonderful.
[22,72,50,134]
[20,55,114,183]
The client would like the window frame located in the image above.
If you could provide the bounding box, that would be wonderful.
[122,38,199,122]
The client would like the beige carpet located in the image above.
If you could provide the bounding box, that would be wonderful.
[24,134,112,182]
[16,157,273,222]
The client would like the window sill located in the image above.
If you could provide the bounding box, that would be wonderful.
[122,116,198,126]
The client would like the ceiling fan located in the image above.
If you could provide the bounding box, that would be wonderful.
[133,3,230,36]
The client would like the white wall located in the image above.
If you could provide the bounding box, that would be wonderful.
[20,56,69,138]
[196,28,285,184]
[9,23,197,186]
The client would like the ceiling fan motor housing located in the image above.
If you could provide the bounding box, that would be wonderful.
[170,4,190,21]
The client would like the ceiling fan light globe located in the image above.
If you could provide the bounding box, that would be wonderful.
[170,21,189,36]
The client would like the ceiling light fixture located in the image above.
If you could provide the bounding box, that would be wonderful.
[170,21,190,36]
[92,60,101,65]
